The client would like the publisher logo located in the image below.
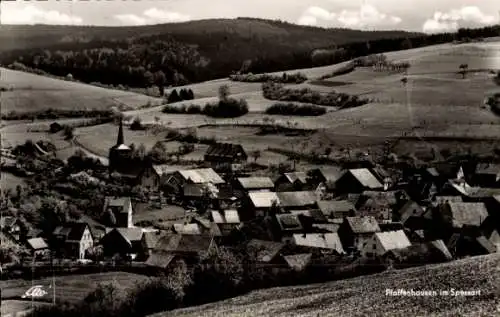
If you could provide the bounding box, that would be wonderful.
[21,285,48,299]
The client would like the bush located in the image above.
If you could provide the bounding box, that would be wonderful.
[230,72,307,84]
[130,117,144,130]
[262,82,369,109]
[1,109,115,121]
[265,103,326,116]
[319,62,355,79]
[203,98,249,118]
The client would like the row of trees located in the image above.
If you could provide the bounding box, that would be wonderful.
[265,103,327,116]
[229,72,307,84]
[167,88,195,103]
[262,82,369,109]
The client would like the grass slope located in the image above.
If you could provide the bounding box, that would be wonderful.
[150,254,500,317]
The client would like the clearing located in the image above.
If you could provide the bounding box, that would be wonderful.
[150,253,500,317]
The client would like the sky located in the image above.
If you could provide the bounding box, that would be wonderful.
[1,0,499,33]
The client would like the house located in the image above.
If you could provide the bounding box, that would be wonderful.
[146,234,216,269]
[103,197,133,228]
[275,214,305,243]
[0,216,23,241]
[335,168,383,194]
[292,233,345,254]
[246,239,286,264]
[52,222,94,260]
[472,163,500,187]
[26,238,49,258]
[247,191,280,217]
[235,177,275,192]
[361,230,411,258]
[395,201,426,228]
[141,231,165,258]
[210,209,242,235]
[275,172,309,192]
[307,167,344,190]
[371,166,395,190]
[165,168,225,195]
[438,202,489,230]
[338,216,381,253]
[204,143,247,172]
[384,239,452,268]
[283,253,312,271]
[100,227,146,260]
[317,200,356,219]
[136,162,161,192]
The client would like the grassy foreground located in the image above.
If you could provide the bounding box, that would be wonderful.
[150,254,500,317]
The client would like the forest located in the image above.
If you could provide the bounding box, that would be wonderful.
[1,19,498,92]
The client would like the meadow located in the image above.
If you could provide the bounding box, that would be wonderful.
[150,253,500,317]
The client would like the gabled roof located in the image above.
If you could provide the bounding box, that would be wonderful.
[397,201,425,224]
[178,168,225,184]
[283,253,312,271]
[283,172,308,184]
[247,239,285,262]
[205,143,246,160]
[248,192,280,208]
[429,240,453,260]
[276,214,303,231]
[313,167,344,183]
[145,253,176,269]
[375,230,411,253]
[27,237,48,250]
[345,216,381,234]
[446,202,489,228]
[115,228,144,244]
[276,191,317,207]
[152,165,182,176]
[104,197,131,212]
[292,233,344,253]
[237,177,275,189]
[52,222,90,242]
[143,231,165,249]
[211,210,241,224]
[317,200,356,218]
[154,234,214,254]
[361,190,402,206]
[347,168,383,189]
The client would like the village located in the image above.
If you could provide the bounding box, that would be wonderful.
[1,118,499,281]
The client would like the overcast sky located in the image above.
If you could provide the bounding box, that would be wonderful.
[1,0,499,33]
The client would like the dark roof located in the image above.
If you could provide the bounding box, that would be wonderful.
[291,209,327,224]
[276,214,303,231]
[476,236,497,254]
[379,222,405,232]
[345,216,381,234]
[446,202,489,228]
[397,201,425,224]
[475,163,500,176]
[104,197,131,212]
[154,234,214,254]
[313,167,344,182]
[52,222,90,241]
[247,239,285,262]
[145,253,176,269]
[204,143,247,160]
[317,200,355,218]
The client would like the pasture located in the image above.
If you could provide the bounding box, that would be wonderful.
[0,67,162,113]
[0,272,150,304]
[150,254,500,317]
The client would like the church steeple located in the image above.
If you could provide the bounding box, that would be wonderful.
[116,118,124,145]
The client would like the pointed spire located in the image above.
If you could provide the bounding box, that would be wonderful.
[117,118,124,145]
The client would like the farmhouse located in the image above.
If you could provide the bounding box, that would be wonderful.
[26,238,49,258]
[103,196,134,228]
[100,227,146,260]
[204,142,247,172]
[136,161,160,192]
[51,222,94,260]
[335,168,383,194]
[362,230,411,258]
[338,216,381,253]
[164,168,225,195]
[292,233,345,254]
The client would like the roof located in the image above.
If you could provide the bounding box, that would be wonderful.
[152,165,183,176]
[446,202,489,228]
[247,239,285,262]
[291,209,327,223]
[397,201,425,223]
[348,168,383,189]
[183,184,206,197]
[426,167,440,177]
[317,200,355,218]
[27,238,48,250]
[312,223,340,233]
[314,167,343,182]
[104,197,131,211]
[283,253,312,271]
[178,168,225,184]
[237,177,275,189]
[115,228,144,244]
[475,163,500,176]
[154,234,214,254]
[375,230,411,252]
[145,253,176,269]
[434,196,463,204]
[143,231,164,249]
[345,216,381,234]
[476,236,497,254]
[52,222,90,242]
[283,172,308,184]
[362,190,401,206]
[248,191,280,208]
[205,143,246,160]
[211,210,241,224]
[276,191,317,207]
[293,233,345,253]
[429,240,453,260]
[115,144,131,150]
[276,214,303,231]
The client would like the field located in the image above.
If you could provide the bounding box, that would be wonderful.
[0,272,150,304]
[150,253,500,317]
[1,300,50,317]
[0,67,162,113]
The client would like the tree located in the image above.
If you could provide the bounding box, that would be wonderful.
[218,84,230,101]
[153,70,167,96]
[63,125,74,140]
[167,89,180,103]
[130,117,143,130]
[459,63,468,79]
[187,88,195,100]
[401,77,408,86]
[143,71,154,88]
[137,143,146,160]
[149,141,168,163]
[401,38,413,50]
[179,88,189,101]
[250,150,261,163]
[324,147,332,157]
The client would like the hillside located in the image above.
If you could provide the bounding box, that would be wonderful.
[150,254,500,317]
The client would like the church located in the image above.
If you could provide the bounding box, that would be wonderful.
[108,119,133,176]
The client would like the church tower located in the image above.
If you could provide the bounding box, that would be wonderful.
[108,118,132,175]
